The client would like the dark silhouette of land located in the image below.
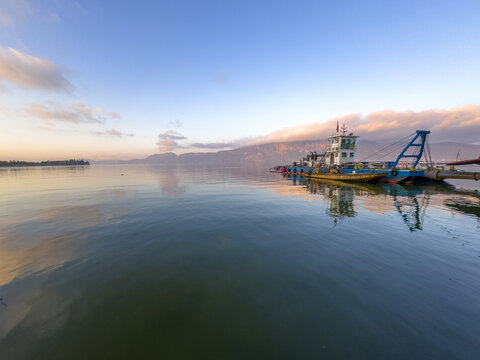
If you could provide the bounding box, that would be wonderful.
[0,160,90,167]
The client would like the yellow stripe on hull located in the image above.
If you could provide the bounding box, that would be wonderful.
[305,173,387,183]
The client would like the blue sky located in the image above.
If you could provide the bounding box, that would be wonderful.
[0,0,479,159]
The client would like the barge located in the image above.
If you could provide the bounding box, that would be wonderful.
[272,127,479,184]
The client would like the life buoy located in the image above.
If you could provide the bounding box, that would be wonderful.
[357,163,364,169]
[391,168,398,176]
[401,162,408,169]
[315,168,320,174]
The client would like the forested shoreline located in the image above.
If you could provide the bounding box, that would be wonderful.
[0,160,90,167]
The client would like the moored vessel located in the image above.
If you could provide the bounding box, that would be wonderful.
[272,125,480,184]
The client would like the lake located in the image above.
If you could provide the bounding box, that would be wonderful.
[1,164,479,359]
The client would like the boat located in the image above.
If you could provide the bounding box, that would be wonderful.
[305,172,386,182]
[273,125,480,183]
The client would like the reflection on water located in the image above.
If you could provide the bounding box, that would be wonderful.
[445,197,480,218]
[306,180,358,219]
[1,165,479,359]
[155,166,188,197]
[280,174,480,232]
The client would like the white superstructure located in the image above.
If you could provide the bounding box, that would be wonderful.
[325,127,358,166]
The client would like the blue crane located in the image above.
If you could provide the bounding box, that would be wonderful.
[393,130,430,169]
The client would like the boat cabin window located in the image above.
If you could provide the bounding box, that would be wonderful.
[341,138,355,150]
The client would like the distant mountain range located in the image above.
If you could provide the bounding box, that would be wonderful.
[94,140,480,165]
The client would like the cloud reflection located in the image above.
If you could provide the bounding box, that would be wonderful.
[150,166,188,197]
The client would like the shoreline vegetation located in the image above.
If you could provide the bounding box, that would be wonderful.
[0,160,90,167]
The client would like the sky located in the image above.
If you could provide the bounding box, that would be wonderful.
[0,0,479,160]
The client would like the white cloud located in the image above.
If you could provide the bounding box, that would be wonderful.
[156,139,179,152]
[157,130,187,140]
[91,129,134,138]
[0,47,73,92]
[24,102,119,124]
[156,130,187,152]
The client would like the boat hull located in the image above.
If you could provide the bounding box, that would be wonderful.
[280,166,440,183]
[305,172,387,183]
[281,166,424,183]
[342,168,425,183]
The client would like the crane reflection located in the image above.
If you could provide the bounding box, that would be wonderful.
[282,174,479,231]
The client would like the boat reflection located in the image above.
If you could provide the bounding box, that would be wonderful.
[282,174,480,231]
[306,180,358,219]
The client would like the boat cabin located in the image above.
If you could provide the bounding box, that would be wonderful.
[325,132,358,166]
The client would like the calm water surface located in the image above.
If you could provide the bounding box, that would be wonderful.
[0,164,479,359]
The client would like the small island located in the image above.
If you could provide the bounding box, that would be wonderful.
[0,159,90,167]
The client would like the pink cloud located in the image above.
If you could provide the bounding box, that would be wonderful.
[248,105,480,145]
[24,102,120,124]
[156,130,188,152]
[92,129,123,137]
[0,47,73,92]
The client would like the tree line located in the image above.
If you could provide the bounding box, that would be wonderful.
[0,160,90,167]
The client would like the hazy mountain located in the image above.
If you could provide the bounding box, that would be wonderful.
[94,140,480,165]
